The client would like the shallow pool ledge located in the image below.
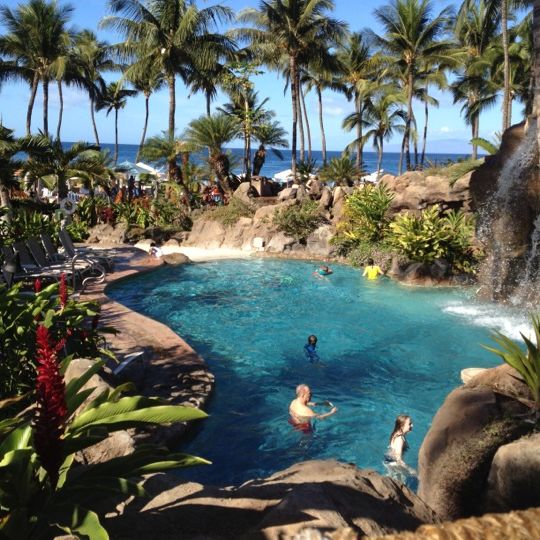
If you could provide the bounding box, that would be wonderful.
[84,246,214,446]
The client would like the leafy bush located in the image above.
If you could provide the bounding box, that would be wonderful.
[332,184,395,254]
[0,279,112,399]
[423,158,484,186]
[319,155,363,186]
[205,197,255,228]
[484,314,540,417]
[273,200,322,242]
[0,330,208,538]
[296,158,318,183]
[388,205,477,272]
[346,240,402,270]
[0,208,58,246]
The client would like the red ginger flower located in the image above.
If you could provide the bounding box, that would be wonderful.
[58,273,68,308]
[34,278,42,293]
[34,324,67,488]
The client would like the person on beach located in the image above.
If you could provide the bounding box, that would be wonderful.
[363,258,384,280]
[289,384,338,432]
[384,414,417,484]
[303,335,320,363]
[313,265,333,278]
[149,242,163,259]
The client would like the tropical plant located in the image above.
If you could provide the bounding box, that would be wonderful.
[95,81,137,164]
[273,199,322,243]
[252,121,288,176]
[483,314,540,417]
[388,205,476,271]
[184,113,241,193]
[470,134,501,155]
[333,184,395,250]
[0,0,74,135]
[102,0,235,139]
[205,196,255,227]
[239,0,346,178]
[373,0,455,171]
[319,155,363,186]
[0,321,208,538]
[296,158,318,184]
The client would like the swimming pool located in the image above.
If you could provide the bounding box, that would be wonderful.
[108,259,529,487]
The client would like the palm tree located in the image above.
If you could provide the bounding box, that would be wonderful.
[319,155,362,186]
[124,59,165,160]
[252,121,289,176]
[22,137,103,201]
[0,125,23,210]
[0,0,74,136]
[338,32,379,170]
[362,90,407,177]
[95,81,137,164]
[373,0,455,171]
[184,113,241,194]
[102,0,235,140]
[71,30,116,145]
[238,0,346,179]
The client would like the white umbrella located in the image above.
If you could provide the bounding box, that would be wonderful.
[273,169,294,183]
[136,161,164,177]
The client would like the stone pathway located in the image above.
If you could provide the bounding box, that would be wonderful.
[84,246,214,445]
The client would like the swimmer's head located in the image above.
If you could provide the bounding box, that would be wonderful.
[296,384,311,399]
[390,414,413,442]
[367,258,374,265]
[307,335,317,345]
[323,266,329,272]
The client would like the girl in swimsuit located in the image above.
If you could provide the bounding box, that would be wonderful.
[385,414,417,486]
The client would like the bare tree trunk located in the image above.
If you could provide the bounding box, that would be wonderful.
[114,107,119,164]
[421,94,428,167]
[290,55,298,178]
[502,0,510,131]
[404,70,414,171]
[56,81,64,140]
[137,93,150,161]
[90,97,100,145]
[168,73,176,139]
[43,78,49,136]
[317,86,327,165]
[301,84,312,161]
[297,80,305,162]
[26,73,39,136]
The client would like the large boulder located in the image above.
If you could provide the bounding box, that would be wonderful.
[233,182,258,205]
[87,223,128,245]
[183,218,226,248]
[306,224,334,256]
[162,252,191,265]
[418,364,535,521]
[104,460,439,539]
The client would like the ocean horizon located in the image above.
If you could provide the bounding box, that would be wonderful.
[74,142,477,177]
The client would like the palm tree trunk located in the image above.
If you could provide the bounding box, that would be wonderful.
[398,132,406,175]
[58,173,68,200]
[317,86,327,165]
[377,137,383,178]
[290,54,298,178]
[137,94,150,161]
[472,114,479,160]
[90,96,100,145]
[168,73,176,138]
[56,80,63,141]
[43,78,49,136]
[244,95,252,182]
[114,108,119,164]
[421,94,428,167]
[297,82,305,162]
[502,0,510,131]
[355,91,362,170]
[206,91,211,117]
[412,113,418,169]
[26,73,39,136]
[405,70,414,171]
[534,0,540,160]
[301,84,312,161]
[0,185,11,212]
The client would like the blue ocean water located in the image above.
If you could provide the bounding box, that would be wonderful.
[108,259,529,487]
[96,142,469,177]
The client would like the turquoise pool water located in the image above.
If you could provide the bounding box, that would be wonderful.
[108,259,529,487]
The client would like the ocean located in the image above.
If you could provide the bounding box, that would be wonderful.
[95,143,471,178]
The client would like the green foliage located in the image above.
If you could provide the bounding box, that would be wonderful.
[319,156,363,186]
[0,370,208,538]
[0,282,109,399]
[388,205,477,272]
[332,184,395,253]
[273,200,322,243]
[0,207,58,245]
[205,197,254,228]
[296,159,318,183]
[484,314,540,414]
[423,158,484,186]
[345,240,401,270]
[471,136,499,156]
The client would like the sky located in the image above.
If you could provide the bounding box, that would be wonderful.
[0,0,527,153]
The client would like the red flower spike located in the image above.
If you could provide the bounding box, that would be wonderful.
[59,273,68,308]
[34,278,42,293]
[34,324,67,488]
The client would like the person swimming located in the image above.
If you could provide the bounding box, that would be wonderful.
[289,384,338,433]
[362,258,384,280]
[313,265,333,278]
[303,335,320,363]
[384,414,417,486]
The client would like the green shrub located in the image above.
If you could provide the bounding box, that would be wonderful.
[273,200,322,242]
[204,197,255,227]
[346,241,402,270]
[388,205,477,272]
[332,184,395,254]
[319,155,363,186]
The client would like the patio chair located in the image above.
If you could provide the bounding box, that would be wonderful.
[0,249,57,289]
[58,229,116,271]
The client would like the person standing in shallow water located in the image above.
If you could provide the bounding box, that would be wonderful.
[363,258,384,280]
[289,384,338,432]
[304,335,320,363]
[385,414,417,485]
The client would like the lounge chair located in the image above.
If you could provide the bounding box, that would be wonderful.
[57,229,115,271]
[0,248,58,288]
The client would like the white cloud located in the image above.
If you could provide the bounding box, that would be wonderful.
[325,106,345,117]
[440,126,452,133]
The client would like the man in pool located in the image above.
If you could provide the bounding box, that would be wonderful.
[289,384,338,432]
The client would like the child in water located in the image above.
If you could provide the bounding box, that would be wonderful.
[384,414,417,488]
[304,335,320,363]
[363,258,384,280]
[313,265,333,278]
